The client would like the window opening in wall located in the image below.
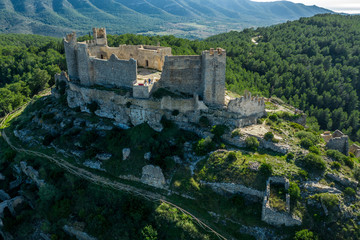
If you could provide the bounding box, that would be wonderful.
[146,60,149,67]
[101,54,104,59]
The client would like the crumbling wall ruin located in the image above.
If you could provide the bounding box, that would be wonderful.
[325,130,349,155]
[227,91,266,118]
[261,177,301,227]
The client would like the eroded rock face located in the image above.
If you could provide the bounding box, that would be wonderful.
[122,148,131,161]
[63,225,97,240]
[141,165,166,188]
[96,153,112,161]
[326,173,358,188]
[144,152,151,161]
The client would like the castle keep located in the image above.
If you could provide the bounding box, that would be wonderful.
[56,28,265,131]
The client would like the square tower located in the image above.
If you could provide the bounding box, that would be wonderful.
[93,28,107,46]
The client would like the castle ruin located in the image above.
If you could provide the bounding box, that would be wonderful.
[55,28,266,131]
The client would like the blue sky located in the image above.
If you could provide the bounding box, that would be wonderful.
[250,0,360,14]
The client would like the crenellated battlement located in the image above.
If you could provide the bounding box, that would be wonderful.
[65,32,77,43]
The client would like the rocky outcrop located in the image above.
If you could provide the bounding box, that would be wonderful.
[63,225,97,240]
[20,162,45,188]
[259,140,290,154]
[201,182,264,201]
[141,165,166,188]
[0,191,10,202]
[122,148,131,160]
[0,196,26,218]
[144,152,151,161]
[303,181,342,194]
[326,173,358,189]
[96,153,112,161]
[83,161,104,171]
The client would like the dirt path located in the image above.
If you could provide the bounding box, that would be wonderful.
[0,112,227,240]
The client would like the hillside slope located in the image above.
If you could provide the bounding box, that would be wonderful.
[0,0,331,38]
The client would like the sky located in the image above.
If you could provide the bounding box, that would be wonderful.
[250,0,360,14]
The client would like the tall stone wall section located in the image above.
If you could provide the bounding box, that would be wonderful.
[202,48,226,107]
[227,91,265,118]
[160,56,203,96]
[64,33,79,80]
[92,55,137,88]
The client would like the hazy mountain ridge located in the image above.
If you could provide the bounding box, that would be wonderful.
[0,0,332,38]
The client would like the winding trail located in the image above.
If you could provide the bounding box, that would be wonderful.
[0,110,227,240]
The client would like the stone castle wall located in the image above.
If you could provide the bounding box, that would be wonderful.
[160,56,203,96]
[202,48,226,107]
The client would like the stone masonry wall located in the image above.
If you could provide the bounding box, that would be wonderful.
[91,54,137,88]
[202,48,226,106]
[160,55,203,96]
[227,91,265,117]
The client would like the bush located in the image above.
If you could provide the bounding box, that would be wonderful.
[43,134,57,146]
[318,193,339,208]
[211,125,229,139]
[326,150,347,163]
[259,163,273,177]
[294,229,319,240]
[264,131,274,141]
[245,136,259,150]
[331,161,341,170]
[300,138,313,149]
[344,157,354,169]
[269,114,278,122]
[354,168,360,181]
[298,170,308,180]
[4,149,16,161]
[199,116,210,128]
[87,101,99,113]
[290,122,305,130]
[309,146,320,154]
[286,152,295,161]
[296,131,318,144]
[193,137,215,156]
[171,110,179,116]
[344,187,356,197]
[226,151,237,162]
[289,182,301,200]
[231,129,243,138]
[302,153,326,172]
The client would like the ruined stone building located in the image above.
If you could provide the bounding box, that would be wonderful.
[55,28,266,131]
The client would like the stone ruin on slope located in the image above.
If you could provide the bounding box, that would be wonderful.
[54,28,266,131]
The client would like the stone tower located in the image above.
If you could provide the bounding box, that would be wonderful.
[93,28,107,46]
[201,48,226,107]
[64,32,79,80]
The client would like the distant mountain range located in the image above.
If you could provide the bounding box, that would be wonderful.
[0,0,332,38]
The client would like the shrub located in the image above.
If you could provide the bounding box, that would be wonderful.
[211,125,229,139]
[331,161,341,170]
[269,114,278,122]
[4,149,16,161]
[245,136,259,150]
[199,116,210,128]
[354,168,360,181]
[349,152,355,158]
[226,151,237,162]
[288,182,301,200]
[298,170,308,180]
[344,187,356,197]
[42,112,55,121]
[294,229,319,240]
[302,153,326,172]
[43,134,57,146]
[259,163,273,177]
[290,122,305,130]
[300,138,313,149]
[87,101,99,113]
[193,137,215,156]
[309,146,320,154]
[296,131,319,144]
[326,150,347,164]
[317,193,339,208]
[344,157,354,169]
[264,131,274,141]
[286,152,295,161]
[231,129,243,138]
[171,110,179,116]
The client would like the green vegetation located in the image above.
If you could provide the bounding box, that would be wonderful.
[0,34,65,116]
[245,136,260,151]
[294,229,319,240]
[301,153,326,172]
[288,182,301,200]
